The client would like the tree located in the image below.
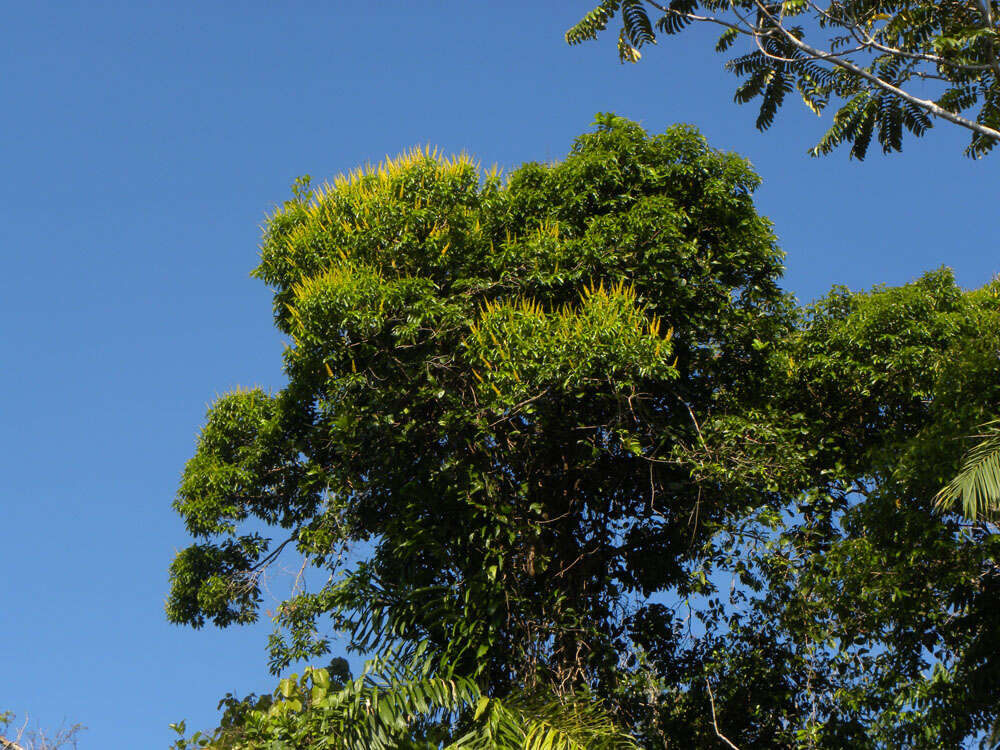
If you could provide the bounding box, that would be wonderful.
[167,115,1000,746]
[567,0,1000,157]
[672,268,1000,746]
[166,114,788,741]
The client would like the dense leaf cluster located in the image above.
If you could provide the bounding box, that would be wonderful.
[667,269,1000,747]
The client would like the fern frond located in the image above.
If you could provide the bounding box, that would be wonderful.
[566,2,621,45]
[715,27,739,53]
[850,102,877,159]
[937,83,980,114]
[756,68,793,129]
[734,67,770,103]
[621,0,656,46]
[967,87,1000,158]
[809,91,871,156]
[902,100,932,135]
[656,0,697,35]
[876,95,903,153]
[618,28,643,63]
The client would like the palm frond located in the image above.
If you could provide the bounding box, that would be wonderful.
[935,419,1000,521]
[465,693,639,750]
[186,649,639,750]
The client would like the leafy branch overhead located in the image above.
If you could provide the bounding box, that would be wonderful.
[568,0,1000,157]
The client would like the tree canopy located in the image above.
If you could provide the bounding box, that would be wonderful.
[568,0,1000,158]
[168,109,785,687]
[167,116,1000,748]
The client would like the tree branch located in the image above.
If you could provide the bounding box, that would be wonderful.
[705,678,741,750]
[643,0,1000,144]
[747,0,1000,143]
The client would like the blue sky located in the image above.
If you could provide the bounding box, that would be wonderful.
[1,2,995,747]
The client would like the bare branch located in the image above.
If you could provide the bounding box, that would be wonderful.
[705,678,741,750]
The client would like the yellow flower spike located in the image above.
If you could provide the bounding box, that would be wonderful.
[439,242,450,257]
[351,358,357,373]
[325,362,334,378]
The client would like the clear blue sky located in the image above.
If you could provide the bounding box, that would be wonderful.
[1,2,995,747]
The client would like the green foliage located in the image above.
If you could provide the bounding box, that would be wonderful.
[170,654,638,749]
[168,116,1000,746]
[669,269,1000,747]
[936,419,1000,520]
[568,1,1000,157]
[167,114,787,706]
